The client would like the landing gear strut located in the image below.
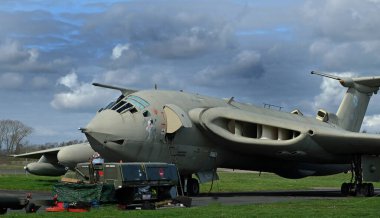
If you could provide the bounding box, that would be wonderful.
[341,155,375,197]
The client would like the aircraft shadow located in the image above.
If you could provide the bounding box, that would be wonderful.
[198,189,380,198]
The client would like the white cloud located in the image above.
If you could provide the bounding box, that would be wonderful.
[0,40,39,64]
[57,70,79,89]
[111,43,130,60]
[363,114,380,133]
[51,71,115,111]
[313,72,356,111]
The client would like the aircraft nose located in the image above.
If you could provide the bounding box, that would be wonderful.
[84,110,127,154]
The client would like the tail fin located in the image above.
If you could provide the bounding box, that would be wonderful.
[311,71,380,132]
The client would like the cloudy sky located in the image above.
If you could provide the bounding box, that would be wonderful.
[1,0,380,144]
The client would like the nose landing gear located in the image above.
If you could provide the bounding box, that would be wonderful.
[341,155,375,197]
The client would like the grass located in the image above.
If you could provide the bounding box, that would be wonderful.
[0,175,59,191]
[2,172,380,217]
[0,165,25,170]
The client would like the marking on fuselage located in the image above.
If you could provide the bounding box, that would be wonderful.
[153,109,159,115]
[146,118,155,141]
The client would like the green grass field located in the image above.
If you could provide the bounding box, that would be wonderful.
[0,174,59,191]
[2,172,380,217]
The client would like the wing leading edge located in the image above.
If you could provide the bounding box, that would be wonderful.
[11,147,62,159]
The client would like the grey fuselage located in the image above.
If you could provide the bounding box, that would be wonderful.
[84,90,350,179]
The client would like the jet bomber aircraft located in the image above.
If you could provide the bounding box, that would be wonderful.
[15,72,380,196]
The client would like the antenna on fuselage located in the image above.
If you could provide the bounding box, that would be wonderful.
[227,97,234,104]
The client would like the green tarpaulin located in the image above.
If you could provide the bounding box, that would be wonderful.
[52,183,116,203]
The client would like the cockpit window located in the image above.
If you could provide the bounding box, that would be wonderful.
[111,101,126,111]
[143,110,151,117]
[102,95,150,114]
[127,96,150,108]
[105,101,115,110]
[117,102,133,113]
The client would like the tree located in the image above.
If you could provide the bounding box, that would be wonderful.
[0,120,33,154]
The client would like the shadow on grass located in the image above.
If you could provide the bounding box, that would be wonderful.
[199,190,350,198]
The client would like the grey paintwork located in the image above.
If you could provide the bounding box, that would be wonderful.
[12,143,95,176]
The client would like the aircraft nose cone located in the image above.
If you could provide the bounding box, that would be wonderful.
[84,110,127,156]
[86,110,124,136]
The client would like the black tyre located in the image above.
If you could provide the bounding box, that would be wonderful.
[361,184,369,197]
[187,178,200,196]
[25,203,37,213]
[368,183,375,197]
[341,183,350,196]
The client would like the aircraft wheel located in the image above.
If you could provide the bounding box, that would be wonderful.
[361,184,369,197]
[367,183,375,197]
[0,208,7,214]
[25,203,36,213]
[187,178,200,196]
[341,183,350,196]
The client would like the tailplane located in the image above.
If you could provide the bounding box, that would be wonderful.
[311,71,380,132]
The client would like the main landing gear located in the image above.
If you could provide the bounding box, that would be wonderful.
[180,176,200,196]
[186,178,200,196]
[341,155,375,197]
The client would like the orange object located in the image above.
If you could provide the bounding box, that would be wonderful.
[45,207,65,212]
[67,208,89,212]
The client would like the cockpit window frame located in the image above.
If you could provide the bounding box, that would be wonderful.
[101,95,150,114]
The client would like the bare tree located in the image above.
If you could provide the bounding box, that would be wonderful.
[0,120,33,154]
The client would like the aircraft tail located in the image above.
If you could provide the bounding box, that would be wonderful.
[312,71,380,132]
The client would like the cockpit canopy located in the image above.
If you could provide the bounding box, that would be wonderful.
[99,95,150,114]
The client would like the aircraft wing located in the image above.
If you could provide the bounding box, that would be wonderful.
[10,147,62,159]
[311,131,380,155]
[190,106,380,158]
